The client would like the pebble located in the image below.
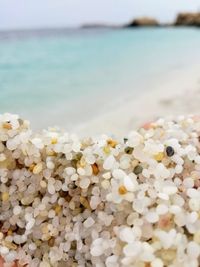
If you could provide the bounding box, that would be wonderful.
[83,217,95,228]
[166,146,175,157]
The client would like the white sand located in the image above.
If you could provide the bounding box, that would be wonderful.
[73,63,200,137]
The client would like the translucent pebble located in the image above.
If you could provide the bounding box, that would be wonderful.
[189,199,200,211]
[4,251,17,262]
[187,211,198,223]
[47,161,55,169]
[80,178,90,189]
[127,131,142,147]
[31,138,44,149]
[101,180,110,189]
[0,153,6,162]
[156,204,168,215]
[6,139,18,150]
[0,246,9,254]
[90,239,104,256]
[48,183,56,195]
[13,205,22,215]
[145,211,159,223]
[187,188,200,198]
[123,242,141,257]
[77,167,85,176]
[154,163,170,179]
[26,218,35,230]
[29,243,37,250]
[169,205,181,214]
[187,241,200,258]
[175,165,183,174]
[85,154,96,164]
[103,155,116,170]
[151,258,164,267]
[162,186,177,195]
[183,177,194,188]
[119,227,135,243]
[124,176,136,192]
[105,255,119,267]
[90,196,101,210]
[83,217,95,228]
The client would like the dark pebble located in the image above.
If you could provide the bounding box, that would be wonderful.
[124,147,134,154]
[166,146,175,157]
[134,165,143,175]
[124,138,128,144]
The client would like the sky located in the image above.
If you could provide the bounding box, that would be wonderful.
[1,0,200,30]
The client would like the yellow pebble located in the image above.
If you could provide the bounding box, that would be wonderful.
[3,240,17,250]
[118,185,128,195]
[40,180,47,188]
[154,152,164,162]
[2,192,9,202]
[51,137,57,144]
[33,162,43,174]
[41,224,49,234]
[80,157,86,168]
[194,230,200,244]
[54,204,62,214]
[80,196,91,210]
[46,150,57,156]
[2,122,12,130]
[29,163,35,172]
[107,139,118,148]
[35,240,42,246]
[161,249,176,262]
[7,229,12,236]
[103,146,110,154]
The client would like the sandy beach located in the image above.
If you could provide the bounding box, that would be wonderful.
[73,63,200,137]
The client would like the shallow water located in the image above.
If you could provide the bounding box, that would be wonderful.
[0,27,200,129]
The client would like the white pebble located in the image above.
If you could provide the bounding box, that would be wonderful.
[83,217,95,228]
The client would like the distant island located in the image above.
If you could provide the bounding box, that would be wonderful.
[82,12,200,28]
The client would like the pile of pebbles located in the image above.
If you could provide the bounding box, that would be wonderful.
[1,113,200,267]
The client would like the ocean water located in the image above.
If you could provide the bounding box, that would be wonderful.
[0,27,200,130]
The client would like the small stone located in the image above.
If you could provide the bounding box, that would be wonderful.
[1,192,9,202]
[80,177,90,189]
[124,146,134,154]
[154,152,164,162]
[151,258,163,267]
[3,122,12,130]
[91,163,99,175]
[54,204,62,214]
[13,205,22,215]
[118,185,128,195]
[166,146,175,157]
[83,217,95,228]
[145,211,159,223]
[33,162,43,174]
[80,196,91,210]
[133,165,143,175]
[107,139,117,148]
[26,218,35,230]
[51,137,57,144]
[103,155,115,170]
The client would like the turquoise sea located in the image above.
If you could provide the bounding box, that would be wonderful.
[1,27,200,129]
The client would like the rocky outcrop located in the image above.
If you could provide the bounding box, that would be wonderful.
[126,17,159,27]
[174,12,200,26]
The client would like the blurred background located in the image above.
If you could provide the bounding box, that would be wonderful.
[1,0,200,136]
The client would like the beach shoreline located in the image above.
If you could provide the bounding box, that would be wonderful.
[72,62,200,137]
